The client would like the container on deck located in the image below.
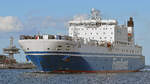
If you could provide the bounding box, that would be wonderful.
[55,35,61,40]
[48,35,55,39]
[63,36,72,41]
[39,36,43,39]
[43,35,49,40]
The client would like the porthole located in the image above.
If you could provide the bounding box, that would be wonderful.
[58,45,62,47]
[66,45,70,47]
[57,48,62,50]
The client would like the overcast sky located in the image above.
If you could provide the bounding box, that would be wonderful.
[0,0,149,64]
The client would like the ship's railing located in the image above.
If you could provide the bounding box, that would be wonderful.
[20,35,72,41]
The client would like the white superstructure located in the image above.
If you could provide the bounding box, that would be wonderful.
[68,8,141,55]
[69,9,132,43]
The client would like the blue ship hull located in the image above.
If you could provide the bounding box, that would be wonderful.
[26,52,145,72]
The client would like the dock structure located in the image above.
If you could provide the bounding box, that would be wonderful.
[0,37,36,69]
[3,37,19,60]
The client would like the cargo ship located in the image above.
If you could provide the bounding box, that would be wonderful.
[19,8,145,72]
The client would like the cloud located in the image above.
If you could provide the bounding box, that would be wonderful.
[24,16,69,29]
[0,16,23,32]
[41,16,57,28]
[10,16,71,35]
[0,14,86,33]
[73,14,88,21]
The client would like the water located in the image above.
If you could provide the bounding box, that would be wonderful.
[0,69,150,84]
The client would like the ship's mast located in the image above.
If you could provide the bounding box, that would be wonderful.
[91,8,101,20]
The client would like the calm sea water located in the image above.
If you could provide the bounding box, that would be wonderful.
[0,69,150,84]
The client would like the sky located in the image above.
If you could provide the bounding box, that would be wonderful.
[0,0,149,64]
